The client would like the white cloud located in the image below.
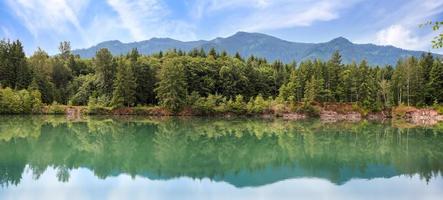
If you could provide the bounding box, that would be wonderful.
[370,0,443,51]
[376,25,422,49]
[240,0,341,31]
[190,0,360,35]
[5,0,91,53]
[6,0,88,37]
[106,0,196,41]
[5,0,196,53]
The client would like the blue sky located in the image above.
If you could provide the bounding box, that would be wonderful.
[1,0,443,55]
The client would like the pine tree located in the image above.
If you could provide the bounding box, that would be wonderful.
[419,53,434,104]
[278,70,298,101]
[134,58,157,105]
[234,52,243,61]
[304,76,318,105]
[428,60,443,103]
[208,48,217,59]
[327,51,343,102]
[8,40,30,89]
[379,79,391,107]
[221,50,228,57]
[199,48,206,57]
[95,48,116,99]
[111,59,137,107]
[155,59,187,113]
[51,57,72,103]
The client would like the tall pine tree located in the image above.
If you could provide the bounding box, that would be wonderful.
[428,60,443,103]
[111,59,136,107]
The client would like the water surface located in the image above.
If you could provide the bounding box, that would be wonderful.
[0,116,442,199]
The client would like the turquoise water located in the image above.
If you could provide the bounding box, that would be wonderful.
[0,116,442,199]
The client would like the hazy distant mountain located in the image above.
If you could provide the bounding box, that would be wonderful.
[73,31,437,66]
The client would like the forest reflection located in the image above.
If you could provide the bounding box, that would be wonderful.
[0,116,442,188]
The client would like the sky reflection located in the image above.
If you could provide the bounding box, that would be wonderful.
[1,166,442,200]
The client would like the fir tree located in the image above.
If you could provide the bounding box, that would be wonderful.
[111,59,137,107]
[428,60,443,103]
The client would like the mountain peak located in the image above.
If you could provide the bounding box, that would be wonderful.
[233,31,251,36]
[149,37,178,42]
[230,31,271,38]
[329,37,352,44]
[97,40,122,46]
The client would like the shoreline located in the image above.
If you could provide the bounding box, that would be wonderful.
[27,104,443,126]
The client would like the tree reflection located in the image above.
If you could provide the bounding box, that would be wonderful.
[0,116,442,187]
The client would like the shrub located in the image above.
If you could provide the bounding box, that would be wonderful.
[433,104,443,114]
[0,87,43,114]
[47,101,65,114]
[189,93,226,115]
[297,104,320,117]
[30,90,43,113]
[87,97,110,115]
[352,103,370,116]
[392,104,416,118]
[227,95,246,114]
[0,87,19,113]
[47,102,66,114]
[246,94,270,114]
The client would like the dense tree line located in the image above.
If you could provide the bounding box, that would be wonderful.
[0,39,442,114]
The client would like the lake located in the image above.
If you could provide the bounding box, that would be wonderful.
[0,116,442,199]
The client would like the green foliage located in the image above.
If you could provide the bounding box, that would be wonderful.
[422,21,443,48]
[47,102,65,114]
[226,95,247,114]
[246,94,270,114]
[297,104,320,117]
[95,48,116,100]
[0,40,31,90]
[1,39,443,116]
[111,59,137,107]
[155,59,188,113]
[0,87,42,114]
[303,76,320,105]
[428,60,443,103]
[433,104,443,115]
[133,57,158,105]
[189,93,226,115]
[87,96,110,115]
[51,57,73,104]
[69,74,96,105]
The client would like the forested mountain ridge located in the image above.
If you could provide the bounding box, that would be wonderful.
[73,31,437,66]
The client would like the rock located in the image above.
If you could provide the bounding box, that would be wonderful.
[367,111,390,121]
[404,109,441,125]
[66,107,82,120]
[282,113,306,120]
[261,114,274,119]
[320,111,361,122]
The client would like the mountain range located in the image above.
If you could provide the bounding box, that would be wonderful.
[72,31,437,66]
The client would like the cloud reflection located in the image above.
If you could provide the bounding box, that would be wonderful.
[1,167,442,200]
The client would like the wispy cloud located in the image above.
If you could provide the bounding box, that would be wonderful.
[3,0,443,54]
[1,26,13,39]
[373,0,443,51]
[376,25,422,49]
[5,0,90,53]
[4,0,196,53]
[6,0,88,37]
[106,0,196,41]
[190,0,361,36]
